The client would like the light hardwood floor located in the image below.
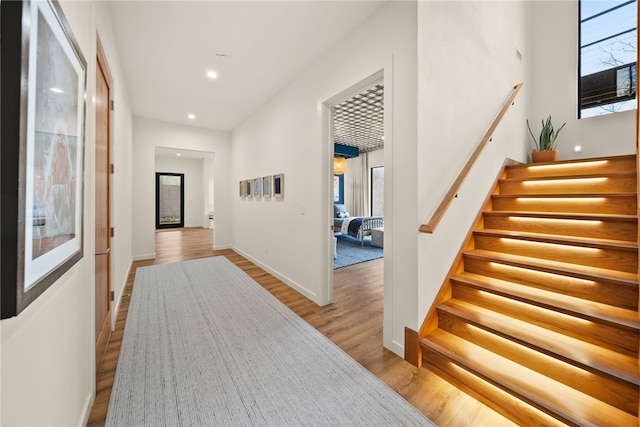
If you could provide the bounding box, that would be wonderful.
[88,227,515,426]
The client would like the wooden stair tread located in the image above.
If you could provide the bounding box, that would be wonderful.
[451,272,640,330]
[466,249,639,286]
[484,210,638,222]
[439,299,640,385]
[475,228,639,250]
[421,329,639,427]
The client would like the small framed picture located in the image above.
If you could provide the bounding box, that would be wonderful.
[273,173,284,198]
[245,180,252,199]
[262,176,272,198]
[239,181,245,197]
[253,178,261,198]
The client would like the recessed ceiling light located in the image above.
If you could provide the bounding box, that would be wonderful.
[177,153,182,156]
[188,113,196,120]
[206,70,218,79]
[50,87,64,93]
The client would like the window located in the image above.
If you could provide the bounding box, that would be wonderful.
[333,175,344,204]
[579,0,637,118]
[370,166,384,217]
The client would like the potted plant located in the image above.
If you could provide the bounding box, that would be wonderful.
[527,115,566,163]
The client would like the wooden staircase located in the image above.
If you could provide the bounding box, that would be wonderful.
[418,155,639,426]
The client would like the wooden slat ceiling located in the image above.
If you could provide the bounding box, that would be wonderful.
[333,84,384,153]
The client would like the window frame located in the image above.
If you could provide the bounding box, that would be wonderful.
[578,0,637,118]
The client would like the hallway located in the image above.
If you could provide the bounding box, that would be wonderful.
[89,228,513,426]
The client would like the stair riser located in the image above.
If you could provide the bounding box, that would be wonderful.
[462,255,638,310]
[483,215,638,242]
[499,175,637,195]
[473,234,638,273]
[451,282,639,357]
[506,157,637,179]
[491,195,637,215]
[436,312,639,415]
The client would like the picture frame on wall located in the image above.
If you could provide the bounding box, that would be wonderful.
[253,178,261,198]
[240,181,244,197]
[273,173,284,198]
[245,180,252,199]
[262,176,272,198]
[1,0,87,319]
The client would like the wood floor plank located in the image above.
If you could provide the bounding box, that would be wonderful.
[87,227,514,426]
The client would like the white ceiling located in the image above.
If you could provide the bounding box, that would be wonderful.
[108,1,389,132]
[156,146,214,160]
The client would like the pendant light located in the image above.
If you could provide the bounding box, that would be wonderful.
[333,157,347,175]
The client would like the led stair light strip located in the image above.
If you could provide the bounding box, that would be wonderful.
[522,177,608,186]
[475,290,592,325]
[507,216,603,226]
[526,160,609,171]
[498,237,601,253]
[488,262,597,286]
[515,197,606,203]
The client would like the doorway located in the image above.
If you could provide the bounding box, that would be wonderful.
[156,172,185,229]
[323,71,386,307]
[95,39,112,375]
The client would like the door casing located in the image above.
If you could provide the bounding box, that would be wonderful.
[95,37,112,376]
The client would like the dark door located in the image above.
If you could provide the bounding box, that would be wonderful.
[156,172,184,229]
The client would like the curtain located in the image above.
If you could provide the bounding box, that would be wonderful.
[347,152,369,217]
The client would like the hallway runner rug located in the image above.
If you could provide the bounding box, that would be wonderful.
[106,256,433,426]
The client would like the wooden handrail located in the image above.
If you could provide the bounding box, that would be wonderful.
[419,82,524,234]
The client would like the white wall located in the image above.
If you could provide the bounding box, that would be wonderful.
[132,118,231,259]
[0,2,134,425]
[156,156,208,228]
[416,1,530,328]
[231,1,417,356]
[529,1,636,159]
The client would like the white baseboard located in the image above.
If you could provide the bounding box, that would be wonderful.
[78,392,93,427]
[231,246,318,303]
[132,253,155,261]
[213,244,231,250]
[388,339,405,359]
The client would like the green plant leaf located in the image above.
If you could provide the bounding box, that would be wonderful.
[527,115,566,151]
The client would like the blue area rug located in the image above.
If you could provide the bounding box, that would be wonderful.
[334,234,383,269]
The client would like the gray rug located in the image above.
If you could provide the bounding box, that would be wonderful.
[334,235,383,269]
[106,256,433,426]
